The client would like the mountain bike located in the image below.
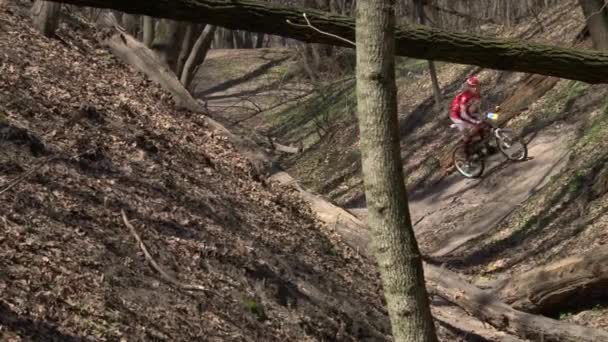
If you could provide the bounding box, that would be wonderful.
[452,112,527,178]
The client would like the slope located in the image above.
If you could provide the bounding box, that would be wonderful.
[0,4,393,341]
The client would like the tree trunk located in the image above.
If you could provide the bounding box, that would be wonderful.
[46,0,608,83]
[151,19,186,72]
[121,13,138,36]
[255,32,265,48]
[495,246,608,314]
[426,61,442,105]
[426,265,608,342]
[180,25,217,90]
[242,31,254,49]
[176,23,201,78]
[30,0,62,37]
[104,31,201,111]
[356,1,438,341]
[101,29,273,173]
[214,27,234,49]
[579,0,608,50]
[142,16,154,46]
[414,0,442,105]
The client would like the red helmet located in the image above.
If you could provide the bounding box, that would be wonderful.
[466,75,480,87]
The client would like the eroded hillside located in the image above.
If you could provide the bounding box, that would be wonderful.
[0,3,394,341]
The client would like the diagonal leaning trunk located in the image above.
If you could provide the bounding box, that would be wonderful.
[356,1,438,341]
[180,24,216,90]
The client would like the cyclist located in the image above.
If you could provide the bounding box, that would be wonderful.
[448,75,485,154]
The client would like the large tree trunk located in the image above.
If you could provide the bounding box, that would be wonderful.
[495,246,608,314]
[121,13,138,36]
[579,0,608,50]
[101,27,273,173]
[180,24,217,90]
[356,1,438,341]
[47,0,608,83]
[30,0,62,37]
[414,0,442,105]
[142,16,154,46]
[151,19,186,72]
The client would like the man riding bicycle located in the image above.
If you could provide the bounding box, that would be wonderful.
[449,76,487,154]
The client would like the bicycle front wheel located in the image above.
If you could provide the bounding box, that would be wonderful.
[453,144,484,178]
[495,129,527,161]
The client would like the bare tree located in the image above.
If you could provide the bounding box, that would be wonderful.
[355,0,438,340]
[142,16,155,46]
[181,25,217,90]
[30,0,62,37]
[414,0,442,105]
[176,23,202,77]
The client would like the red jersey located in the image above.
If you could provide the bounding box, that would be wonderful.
[449,90,480,121]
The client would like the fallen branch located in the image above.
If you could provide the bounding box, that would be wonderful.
[121,209,209,292]
[266,136,300,154]
[286,13,355,46]
[426,264,608,342]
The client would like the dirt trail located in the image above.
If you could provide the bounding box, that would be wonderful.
[347,131,570,258]
[196,49,572,259]
[412,130,570,257]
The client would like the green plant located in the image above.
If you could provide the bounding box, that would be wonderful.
[242,297,267,321]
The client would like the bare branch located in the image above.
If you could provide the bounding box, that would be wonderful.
[121,210,210,293]
[287,13,355,46]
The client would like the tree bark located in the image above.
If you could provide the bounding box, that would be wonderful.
[426,265,608,342]
[102,29,274,173]
[180,24,217,90]
[121,13,138,36]
[255,32,265,48]
[151,19,186,72]
[579,0,608,50]
[142,16,154,46]
[176,23,202,78]
[104,31,202,111]
[30,0,62,37]
[46,0,608,83]
[356,1,438,341]
[494,246,608,314]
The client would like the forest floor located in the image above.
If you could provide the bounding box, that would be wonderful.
[197,0,608,333]
[2,0,608,341]
[1,3,394,341]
